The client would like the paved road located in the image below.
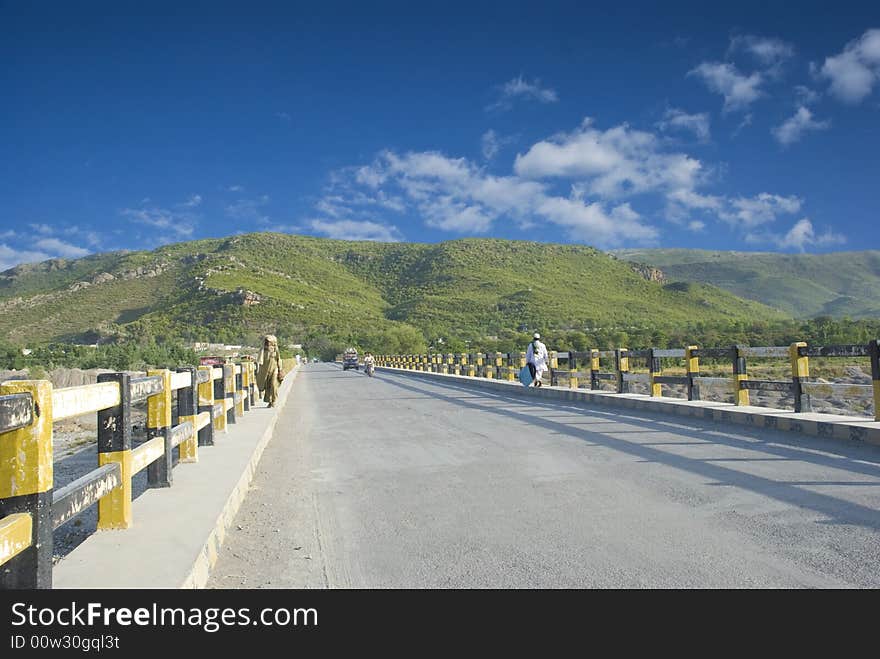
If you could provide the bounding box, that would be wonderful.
[208,363,880,588]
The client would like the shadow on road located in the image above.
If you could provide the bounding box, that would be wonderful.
[377,371,880,532]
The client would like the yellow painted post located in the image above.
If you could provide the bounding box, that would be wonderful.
[549,350,558,387]
[790,342,811,413]
[0,380,53,588]
[517,351,526,368]
[616,348,629,393]
[506,353,516,381]
[147,369,173,487]
[96,373,132,531]
[649,349,662,397]
[590,349,600,390]
[197,365,215,446]
[177,367,198,464]
[733,345,750,406]
[235,364,245,417]
[686,346,700,401]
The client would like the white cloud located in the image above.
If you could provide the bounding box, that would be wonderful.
[723,193,802,228]
[482,130,500,160]
[688,62,763,111]
[29,223,54,235]
[0,244,52,271]
[225,196,270,223]
[772,106,831,145]
[179,194,202,208]
[820,29,880,103]
[325,142,659,247]
[514,118,705,199]
[33,237,90,258]
[121,197,201,238]
[732,113,753,137]
[656,108,711,142]
[794,85,821,105]
[309,219,403,242]
[729,35,795,67]
[275,112,292,121]
[487,76,558,111]
[320,118,836,249]
[0,230,15,239]
[748,218,847,251]
[227,185,244,192]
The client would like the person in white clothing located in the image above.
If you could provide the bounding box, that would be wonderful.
[526,332,549,387]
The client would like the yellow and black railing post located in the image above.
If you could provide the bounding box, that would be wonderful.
[869,339,880,422]
[0,380,53,588]
[790,342,811,413]
[568,352,578,389]
[649,349,662,397]
[235,363,245,417]
[494,352,503,380]
[616,348,629,393]
[197,365,215,446]
[177,366,198,464]
[224,363,236,425]
[733,345,750,406]
[686,346,700,401]
[590,349,600,390]
[147,369,173,488]
[213,366,227,433]
[96,373,132,531]
[240,362,250,412]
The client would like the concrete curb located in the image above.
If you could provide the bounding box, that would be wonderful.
[53,367,300,589]
[182,368,299,588]
[379,367,880,448]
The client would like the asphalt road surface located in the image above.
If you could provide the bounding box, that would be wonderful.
[208,363,880,588]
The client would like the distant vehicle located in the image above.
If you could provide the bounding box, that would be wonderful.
[343,348,359,371]
[198,356,226,366]
[312,357,319,363]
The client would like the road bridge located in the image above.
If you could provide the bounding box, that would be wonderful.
[208,363,880,588]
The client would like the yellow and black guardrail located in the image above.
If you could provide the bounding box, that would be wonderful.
[377,339,880,420]
[0,358,259,589]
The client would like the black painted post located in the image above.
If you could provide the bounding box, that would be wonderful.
[214,365,227,433]
[733,345,750,406]
[235,364,245,414]
[0,380,54,589]
[790,342,812,413]
[686,346,701,401]
[96,372,133,530]
[147,369,173,488]
[177,367,198,463]
[590,349,600,390]
[197,365,215,446]
[616,348,629,394]
[224,364,236,425]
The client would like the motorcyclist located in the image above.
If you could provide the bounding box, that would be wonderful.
[363,352,375,375]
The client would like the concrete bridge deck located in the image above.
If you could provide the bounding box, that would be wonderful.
[207,363,880,588]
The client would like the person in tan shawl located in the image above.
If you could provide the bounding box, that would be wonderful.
[256,334,283,407]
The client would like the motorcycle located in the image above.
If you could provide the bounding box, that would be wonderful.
[365,362,375,377]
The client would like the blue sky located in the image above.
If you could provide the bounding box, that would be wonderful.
[2,1,879,270]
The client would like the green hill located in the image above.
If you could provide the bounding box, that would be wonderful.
[612,249,880,319]
[0,234,789,350]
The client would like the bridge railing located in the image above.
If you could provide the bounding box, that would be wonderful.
[377,339,880,421]
[0,358,260,589]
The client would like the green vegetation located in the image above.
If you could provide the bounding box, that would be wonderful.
[0,340,198,372]
[1,233,878,368]
[613,248,880,318]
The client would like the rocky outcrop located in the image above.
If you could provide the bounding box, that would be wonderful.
[631,263,667,283]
